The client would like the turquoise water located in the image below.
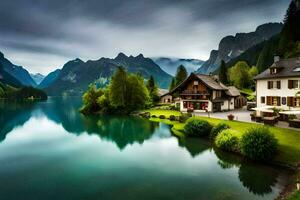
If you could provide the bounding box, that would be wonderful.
[0,97,290,200]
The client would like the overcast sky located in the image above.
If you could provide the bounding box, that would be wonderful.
[0,0,289,75]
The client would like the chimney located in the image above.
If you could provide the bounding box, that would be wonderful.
[274,55,280,63]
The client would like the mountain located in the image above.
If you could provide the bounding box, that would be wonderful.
[39,69,61,89]
[0,51,36,87]
[197,22,283,74]
[0,63,22,87]
[30,73,45,85]
[45,53,173,95]
[221,1,300,73]
[152,57,204,75]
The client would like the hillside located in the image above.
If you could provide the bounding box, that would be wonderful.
[0,52,36,87]
[39,69,61,89]
[197,23,283,74]
[45,53,173,95]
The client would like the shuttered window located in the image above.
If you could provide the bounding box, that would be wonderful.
[276,81,281,89]
[261,97,265,104]
[266,96,281,106]
[267,81,273,89]
[288,80,300,89]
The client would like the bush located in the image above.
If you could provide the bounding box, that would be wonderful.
[159,115,166,119]
[184,118,212,137]
[215,129,240,152]
[210,123,230,139]
[240,127,278,161]
[169,115,176,121]
[179,113,190,123]
[151,115,157,118]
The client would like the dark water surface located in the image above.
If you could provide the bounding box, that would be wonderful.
[0,97,290,200]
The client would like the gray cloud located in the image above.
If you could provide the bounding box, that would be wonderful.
[0,0,290,74]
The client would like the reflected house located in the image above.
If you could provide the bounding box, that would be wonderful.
[165,73,245,112]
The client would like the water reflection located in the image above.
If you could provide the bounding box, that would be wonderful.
[0,97,290,200]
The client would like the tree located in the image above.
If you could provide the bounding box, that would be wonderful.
[80,84,104,114]
[175,65,188,86]
[249,66,258,77]
[219,60,228,84]
[169,78,176,91]
[228,61,252,89]
[147,76,159,103]
[109,66,128,108]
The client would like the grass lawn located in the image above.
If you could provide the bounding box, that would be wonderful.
[287,191,300,200]
[146,109,300,167]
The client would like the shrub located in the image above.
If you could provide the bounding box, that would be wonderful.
[215,129,240,152]
[169,115,176,121]
[151,115,157,118]
[179,113,190,123]
[184,118,212,137]
[240,127,278,161]
[210,123,230,139]
[159,115,166,119]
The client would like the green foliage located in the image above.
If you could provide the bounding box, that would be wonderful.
[80,85,104,114]
[147,76,160,103]
[218,60,228,84]
[210,123,230,139]
[287,190,300,200]
[169,78,176,91]
[109,67,150,112]
[240,127,278,161]
[169,115,176,121]
[81,67,150,115]
[175,65,188,86]
[215,129,240,152]
[228,61,252,89]
[279,1,300,58]
[179,113,190,123]
[249,66,258,77]
[184,118,212,137]
[159,115,166,119]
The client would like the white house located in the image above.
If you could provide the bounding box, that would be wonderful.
[254,56,300,116]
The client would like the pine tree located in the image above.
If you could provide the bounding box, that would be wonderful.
[147,75,159,103]
[218,60,228,84]
[169,78,176,91]
[175,65,188,86]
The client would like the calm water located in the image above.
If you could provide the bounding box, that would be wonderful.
[0,97,290,200]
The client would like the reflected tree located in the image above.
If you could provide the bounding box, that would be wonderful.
[238,163,278,195]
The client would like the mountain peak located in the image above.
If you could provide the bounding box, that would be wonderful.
[136,54,144,59]
[115,52,128,60]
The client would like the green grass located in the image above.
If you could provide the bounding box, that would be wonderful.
[287,191,300,200]
[145,109,182,118]
[146,109,300,166]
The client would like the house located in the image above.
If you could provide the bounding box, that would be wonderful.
[254,56,300,116]
[158,89,173,103]
[167,73,244,112]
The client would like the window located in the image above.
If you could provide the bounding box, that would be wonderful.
[261,97,265,104]
[194,81,199,85]
[288,80,300,89]
[276,81,281,89]
[215,91,221,98]
[270,68,277,74]
[266,96,281,106]
[267,81,274,89]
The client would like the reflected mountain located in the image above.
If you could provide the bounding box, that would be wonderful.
[0,100,35,142]
[0,97,159,149]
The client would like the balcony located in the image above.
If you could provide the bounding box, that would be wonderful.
[180,90,209,95]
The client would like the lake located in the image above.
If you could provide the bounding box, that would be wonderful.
[0,97,291,200]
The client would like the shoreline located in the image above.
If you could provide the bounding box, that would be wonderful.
[143,110,300,200]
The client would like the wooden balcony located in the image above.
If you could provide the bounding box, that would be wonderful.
[180,90,209,95]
